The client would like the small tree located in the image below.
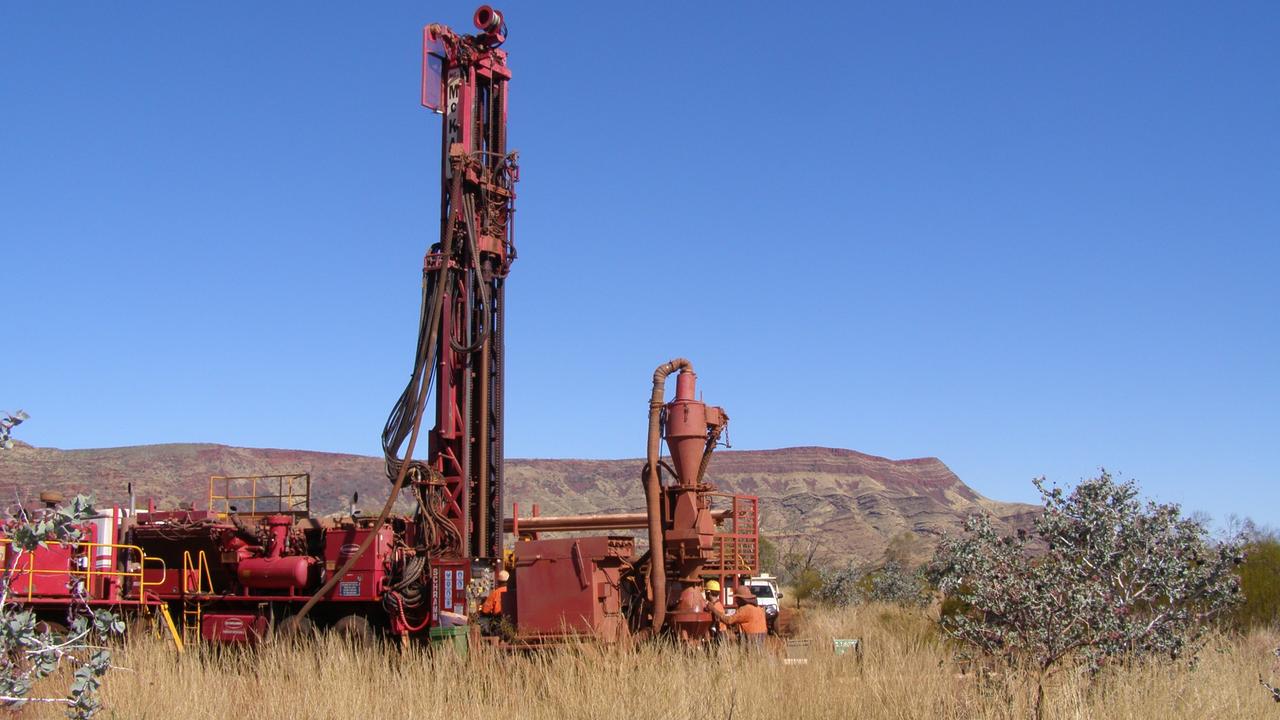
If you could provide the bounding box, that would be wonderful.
[884,531,929,566]
[1,415,124,717]
[931,472,1242,720]
[816,561,930,607]
[1232,526,1280,630]
[865,561,929,607]
[776,537,824,606]
[758,535,779,574]
[1,494,126,717]
[815,563,862,606]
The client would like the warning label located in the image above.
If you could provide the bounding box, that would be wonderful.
[338,577,361,597]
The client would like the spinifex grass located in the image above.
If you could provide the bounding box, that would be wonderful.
[23,604,1276,720]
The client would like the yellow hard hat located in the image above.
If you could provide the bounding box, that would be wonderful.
[705,580,721,593]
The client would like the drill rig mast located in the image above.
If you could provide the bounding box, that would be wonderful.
[382,4,516,593]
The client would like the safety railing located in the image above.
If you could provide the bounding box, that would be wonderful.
[703,493,760,575]
[181,550,213,595]
[208,473,311,519]
[181,550,213,645]
[0,538,166,605]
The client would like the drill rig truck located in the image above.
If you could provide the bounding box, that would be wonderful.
[0,6,760,648]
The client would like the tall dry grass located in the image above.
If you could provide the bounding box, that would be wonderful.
[23,604,1280,719]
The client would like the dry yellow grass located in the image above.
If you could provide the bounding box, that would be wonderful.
[22,605,1280,719]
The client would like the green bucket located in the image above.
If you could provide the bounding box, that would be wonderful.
[428,625,469,657]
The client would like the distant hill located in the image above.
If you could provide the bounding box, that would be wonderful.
[0,442,1038,564]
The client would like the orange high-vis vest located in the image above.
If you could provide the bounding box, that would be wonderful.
[724,603,767,635]
[480,585,507,615]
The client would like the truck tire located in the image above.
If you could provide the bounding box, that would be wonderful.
[332,614,374,643]
[275,614,315,641]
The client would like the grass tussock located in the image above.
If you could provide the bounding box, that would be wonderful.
[22,604,1280,719]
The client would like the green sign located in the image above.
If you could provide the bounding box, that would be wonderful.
[833,638,861,655]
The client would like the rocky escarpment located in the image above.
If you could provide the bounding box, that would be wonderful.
[0,443,1038,564]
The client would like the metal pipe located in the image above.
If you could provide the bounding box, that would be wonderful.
[476,335,490,557]
[646,358,691,634]
[502,509,730,534]
[460,281,474,555]
[491,280,506,558]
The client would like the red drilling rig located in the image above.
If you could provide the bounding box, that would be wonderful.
[0,6,759,648]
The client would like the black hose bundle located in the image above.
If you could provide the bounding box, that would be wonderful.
[292,176,465,624]
[392,555,428,607]
[294,148,498,626]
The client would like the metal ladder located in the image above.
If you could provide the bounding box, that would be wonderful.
[181,550,212,646]
[157,603,185,652]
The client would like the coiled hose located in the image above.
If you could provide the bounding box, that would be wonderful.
[291,185,463,626]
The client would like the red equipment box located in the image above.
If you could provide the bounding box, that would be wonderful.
[514,536,633,642]
[201,613,269,643]
[321,525,394,602]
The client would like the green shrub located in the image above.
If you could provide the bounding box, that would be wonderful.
[931,472,1243,720]
[1234,537,1280,630]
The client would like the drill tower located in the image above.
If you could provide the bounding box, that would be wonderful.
[383,6,517,577]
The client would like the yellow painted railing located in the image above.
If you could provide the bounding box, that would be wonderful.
[181,550,213,595]
[0,538,165,604]
[180,550,213,645]
[208,473,310,519]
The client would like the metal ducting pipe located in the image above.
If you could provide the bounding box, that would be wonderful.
[502,509,729,534]
[646,357,691,634]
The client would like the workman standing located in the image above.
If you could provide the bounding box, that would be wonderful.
[478,569,509,634]
[711,586,768,650]
[705,580,725,640]
[481,570,509,615]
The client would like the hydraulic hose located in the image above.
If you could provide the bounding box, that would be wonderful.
[291,284,442,627]
[645,357,691,634]
[293,197,457,628]
[693,420,726,485]
[448,194,491,355]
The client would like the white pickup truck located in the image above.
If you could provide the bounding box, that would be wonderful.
[745,574,782,631]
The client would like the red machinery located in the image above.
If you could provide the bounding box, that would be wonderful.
[0,493,162,625]
[1,7,760,647]
[125,474,406,643]
[368,6,760,643]
[506,360,760,643]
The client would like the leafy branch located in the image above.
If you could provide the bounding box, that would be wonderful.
[1,490,125,718]
[0,410,28,450]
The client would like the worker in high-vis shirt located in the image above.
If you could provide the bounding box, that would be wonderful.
[481,570,509,615]
[705,580,726,641]
[711,585,768,650]
[478,569,509,634]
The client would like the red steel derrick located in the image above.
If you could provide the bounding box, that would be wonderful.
[421,4,516,564]
[377,5,518,625]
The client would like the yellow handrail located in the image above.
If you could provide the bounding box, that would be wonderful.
[208,473,310,519]
[181,550,213,595]
[141,556,168,595]
[0,538,160,604]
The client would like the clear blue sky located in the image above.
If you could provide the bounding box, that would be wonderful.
[4,2,1277,527]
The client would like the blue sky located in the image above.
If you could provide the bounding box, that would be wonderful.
[3,2,1277,527]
